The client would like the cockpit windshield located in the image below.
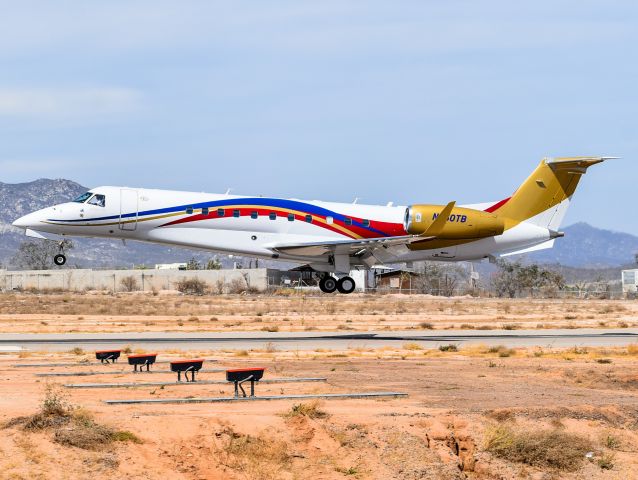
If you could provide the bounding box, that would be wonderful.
[73,192,93,203]
[87,194,106,207]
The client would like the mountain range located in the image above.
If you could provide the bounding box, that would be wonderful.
[1,179,637,271]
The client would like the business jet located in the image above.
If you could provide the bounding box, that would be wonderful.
[13,156,612,294]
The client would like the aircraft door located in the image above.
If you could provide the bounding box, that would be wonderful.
[119,189,139,231]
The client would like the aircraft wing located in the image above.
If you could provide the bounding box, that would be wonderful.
[271,234,432,257]
[270,201,456,263]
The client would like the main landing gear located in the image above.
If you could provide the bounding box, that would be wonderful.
[319,275,356,294]
[53,241,67,266]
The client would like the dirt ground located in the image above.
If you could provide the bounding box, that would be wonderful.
[1,293,637,479]
[1,345,638,480]
[0,292,637,333]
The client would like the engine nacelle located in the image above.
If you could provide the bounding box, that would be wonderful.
[404,204,505,239]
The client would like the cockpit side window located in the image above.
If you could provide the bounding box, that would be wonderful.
[87,194,106,207]
[73,192,93,203]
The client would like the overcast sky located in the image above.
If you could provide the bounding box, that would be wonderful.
[0,1,636,232]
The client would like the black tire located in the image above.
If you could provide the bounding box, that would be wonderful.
[319,276,337,293]
[53,254,66,266]
[337,276,356,294]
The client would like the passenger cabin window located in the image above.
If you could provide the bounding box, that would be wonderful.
[305,214,312,223]
[217,208,225,217]
[202,207,209,215]
[326,216,334,224]
[186,206,194,214]
[344,218,352,226]
[250,211,258,219]
[87,194,106,207]
[362,219,370,227]
[287,213,295,222]
[233,209,240,218]
[269,212,277,220]
[73,192,93,203]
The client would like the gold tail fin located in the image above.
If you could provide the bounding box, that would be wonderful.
[488,156,615,229]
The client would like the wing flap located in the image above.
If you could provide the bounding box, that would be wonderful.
[271,234,430,257]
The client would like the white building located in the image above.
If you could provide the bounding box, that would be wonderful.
[621,269,638,293]
[155,263,188,270]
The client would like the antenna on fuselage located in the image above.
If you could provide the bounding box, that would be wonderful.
[386,201,394,207]
[225,188,232,195]
[353,197,359,204]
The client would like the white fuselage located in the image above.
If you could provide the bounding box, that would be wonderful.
[13,186,555,271]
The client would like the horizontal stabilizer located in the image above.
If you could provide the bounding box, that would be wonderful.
[500,239,555,257]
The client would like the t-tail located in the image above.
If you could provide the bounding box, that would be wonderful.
[486,156,617,231]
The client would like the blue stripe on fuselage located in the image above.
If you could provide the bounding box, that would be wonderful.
[47,197,391,237]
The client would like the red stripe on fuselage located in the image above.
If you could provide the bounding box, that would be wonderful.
[159,208,405,238]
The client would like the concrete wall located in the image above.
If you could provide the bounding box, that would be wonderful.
[0,268,274,293]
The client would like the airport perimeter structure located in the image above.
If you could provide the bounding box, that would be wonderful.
[0,268,282,293]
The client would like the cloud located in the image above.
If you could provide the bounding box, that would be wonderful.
[0,87,142,118]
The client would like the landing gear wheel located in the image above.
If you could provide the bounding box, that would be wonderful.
[319,276,337,293]
[337,276,356,294]
[53,254,66,266]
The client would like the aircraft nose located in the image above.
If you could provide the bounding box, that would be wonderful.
[12,211,42,229]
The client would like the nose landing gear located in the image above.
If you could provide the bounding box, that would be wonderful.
[53,242,67,266]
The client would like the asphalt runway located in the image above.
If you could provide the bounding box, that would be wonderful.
[1,328,637,351]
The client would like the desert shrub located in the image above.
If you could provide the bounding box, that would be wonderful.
[213,279,225,294]
[54,413,142,450]
[120,276,139,292]
[219,427,290,479]
[419,322,434,329]
[261,325,279,332]
[4,385,142,450]
[176,277,208,295]
[227,278,247,294]
[439,344,458,352]
[487,345,515,357]
[597,452,615,470]
[68,347,84,356]
[484,424,592,471]
[284,401,328,419]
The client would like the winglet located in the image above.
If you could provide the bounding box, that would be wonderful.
[423,201,456,236]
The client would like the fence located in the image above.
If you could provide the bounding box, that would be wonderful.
[0,268,272,293]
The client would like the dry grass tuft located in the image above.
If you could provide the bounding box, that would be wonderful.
[219,427,290,480]
[484,423,593,471]
[284,400,328,419]
[439,344,458,352]
[4,385,142,451]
